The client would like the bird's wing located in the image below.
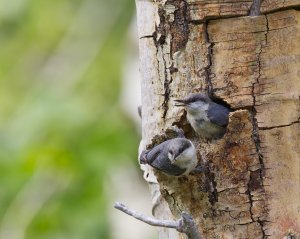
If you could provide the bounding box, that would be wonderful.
[173,139,191,159]
[147,140,170,164]
[151,155,186,176]
[146,140,186,176]
[207,103,230,127]
[145,142,166,164]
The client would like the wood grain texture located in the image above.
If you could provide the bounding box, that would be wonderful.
[260,0,300,13]
[260,123,300,237]
[255,10,300,238]
[188,0,252,21]
[188,0,300,22]
[136,0,300,237]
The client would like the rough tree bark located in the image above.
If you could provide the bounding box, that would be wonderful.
[136,0,300,238]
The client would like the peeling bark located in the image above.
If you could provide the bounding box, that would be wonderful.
[136,0,300,238]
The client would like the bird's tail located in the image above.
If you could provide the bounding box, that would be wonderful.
[139,150,149,164]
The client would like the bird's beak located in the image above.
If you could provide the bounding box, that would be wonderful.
[174,99,187,107]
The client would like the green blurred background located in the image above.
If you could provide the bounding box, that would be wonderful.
[0,0,153,238]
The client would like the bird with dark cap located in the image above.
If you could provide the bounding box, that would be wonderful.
[139,138,198,176]
[174,93,231,139]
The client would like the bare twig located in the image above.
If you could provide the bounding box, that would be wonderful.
[114,202,201,239]
[114,202,177,228]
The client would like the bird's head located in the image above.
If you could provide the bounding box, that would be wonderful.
[167,138,192,164]
[174,93,211,114]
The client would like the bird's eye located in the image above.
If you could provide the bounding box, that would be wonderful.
[168,150,175,160]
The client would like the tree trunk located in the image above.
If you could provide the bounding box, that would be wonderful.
[136,1,300,238]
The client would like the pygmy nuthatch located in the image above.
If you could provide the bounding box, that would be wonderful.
[139,138,198,176]
[174,93,230,139]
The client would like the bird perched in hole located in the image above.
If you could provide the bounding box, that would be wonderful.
[174,93,231,140]
[139,138,198,176]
